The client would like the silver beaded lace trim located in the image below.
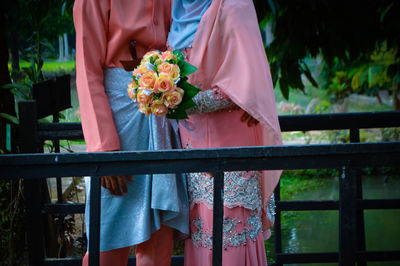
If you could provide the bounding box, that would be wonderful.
[191,212,262,249]
[188,88,236,115]
[266,193,276,223]
[188,171,262,211]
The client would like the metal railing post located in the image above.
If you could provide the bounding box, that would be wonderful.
[88,176,101,266]
[212,172,224,266]
[19,100,45,266]
[350,128,366,266]
[339,165,357,265]
[273,182,282,266]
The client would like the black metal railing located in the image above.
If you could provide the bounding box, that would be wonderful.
[3,97,400,266]
[1,142,400,266]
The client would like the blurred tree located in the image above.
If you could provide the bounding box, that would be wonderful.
[258,0,400,109]
[6,0,75,71]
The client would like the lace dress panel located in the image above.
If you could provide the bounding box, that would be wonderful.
[191,212,262,250]
[188,171,262,211]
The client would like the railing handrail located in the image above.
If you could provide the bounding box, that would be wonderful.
[34,111,400,141]
[1,142,400,179]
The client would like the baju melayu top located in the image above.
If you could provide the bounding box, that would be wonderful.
[73,0,189,252]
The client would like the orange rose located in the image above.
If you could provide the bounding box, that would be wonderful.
[154,73,174,93]
[142,50,161,63]
[138,71,157,88]
[136,88,153,105]
[158,62,173,74]
[158,63,180,82]
[170,64,180,81]
[133,64,147,77]
[138,104,152,116]
[150,100,168,117]
[127,83,137,101]
[164,88,184,109]
[160,50,176,61]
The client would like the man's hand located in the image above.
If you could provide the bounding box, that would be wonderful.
[240,111,259,127]
[101,175,134,196]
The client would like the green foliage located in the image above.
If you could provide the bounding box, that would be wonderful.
[166,50,201,120]
[0,180,26,264]
[315,100,331,114]
[319,44,399,103]
[263,1,400,101]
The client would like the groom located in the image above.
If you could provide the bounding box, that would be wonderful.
[73,1,187,266]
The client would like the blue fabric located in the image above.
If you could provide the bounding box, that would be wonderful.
[85,68,189,252]
[168,0,212,50]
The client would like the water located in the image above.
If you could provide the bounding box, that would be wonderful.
[280,174,400,266]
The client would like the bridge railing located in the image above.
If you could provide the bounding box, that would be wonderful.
[3,99,400,266]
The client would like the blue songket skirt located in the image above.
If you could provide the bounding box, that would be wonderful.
[85,68,189,252]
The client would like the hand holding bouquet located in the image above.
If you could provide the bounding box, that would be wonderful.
[127,50,200,119]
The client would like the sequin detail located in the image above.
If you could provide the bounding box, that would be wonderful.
[266,194,276,223]
[188,88,236,114]
[191,212,262,249]
[188,171,262,211]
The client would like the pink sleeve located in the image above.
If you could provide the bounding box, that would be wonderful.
[73,0,120,152]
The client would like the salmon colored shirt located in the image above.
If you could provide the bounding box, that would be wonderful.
[73,0,172,152]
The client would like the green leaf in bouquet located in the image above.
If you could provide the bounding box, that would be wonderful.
[178,80,201,98]
[180,98,196,110]
[166,59,178,65]
[166,109,189,120]
[153,92,163,100]
[173,50,185,63]
[180,62,198,77]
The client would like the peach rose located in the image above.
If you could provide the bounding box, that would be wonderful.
[138,103,152,116]
[142,50,161,63]
[127,83,137,101]
[158,63,180,81]
[154,73,174,93]
[169,64,180,81]
[160,50,176,61]
[150,100,168,117]
[136,88,153,105]
[133,64,147,77]
[158,62,173,74]
[164,88,184,109]
[138,71,157,88]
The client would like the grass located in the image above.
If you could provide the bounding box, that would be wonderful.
[8,60,76,77]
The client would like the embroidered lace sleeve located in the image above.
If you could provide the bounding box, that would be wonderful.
[187,88,237,115]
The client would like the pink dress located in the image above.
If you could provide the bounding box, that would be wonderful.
[177,0,283,265]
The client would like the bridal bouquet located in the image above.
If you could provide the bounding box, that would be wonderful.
[127,50,200,119]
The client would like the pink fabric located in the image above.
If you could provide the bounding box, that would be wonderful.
[82,247,130,266]
[73,0,172,152]
[82,225,174,266]
[135,225,174,266]
[178,0,282,232]
[184,203,268,266]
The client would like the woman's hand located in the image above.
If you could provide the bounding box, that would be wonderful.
[240,111,259,127]
[101,175,134,196]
